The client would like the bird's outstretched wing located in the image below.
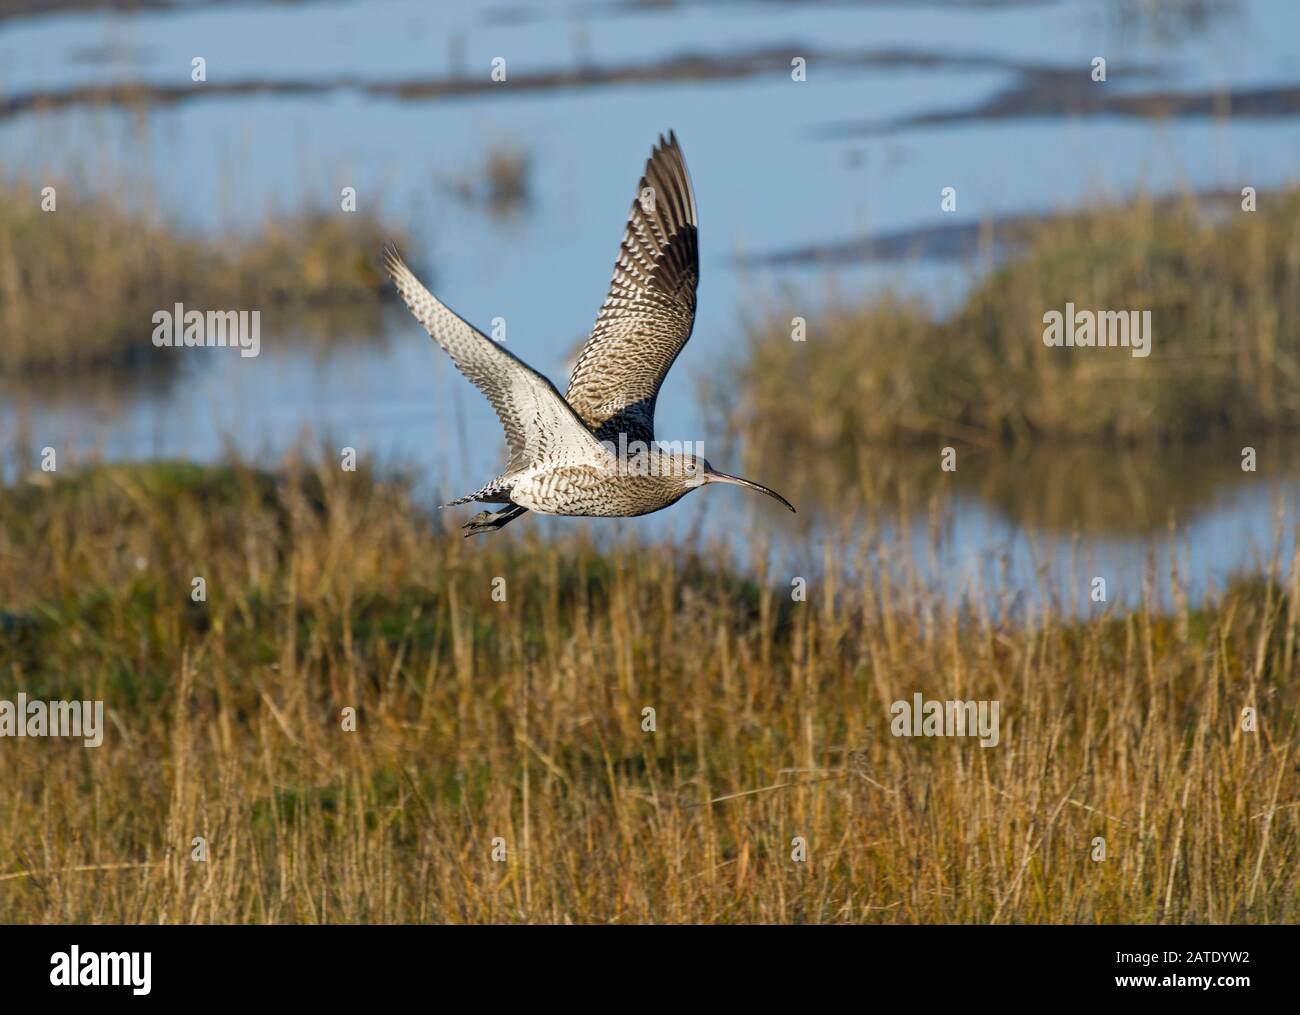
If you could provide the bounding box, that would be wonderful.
[385,248,610,473]
[565,131,699,445]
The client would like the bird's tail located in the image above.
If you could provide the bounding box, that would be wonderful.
[439,475,513,509]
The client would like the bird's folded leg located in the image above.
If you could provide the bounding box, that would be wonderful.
[461,504,528,537]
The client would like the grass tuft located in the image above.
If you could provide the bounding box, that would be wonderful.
[730,188,1300,451]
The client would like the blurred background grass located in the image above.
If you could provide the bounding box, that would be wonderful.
[726,188,1300,451]
[0,176,406,374]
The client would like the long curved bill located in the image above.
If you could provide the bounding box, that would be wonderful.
[704,468,797,513]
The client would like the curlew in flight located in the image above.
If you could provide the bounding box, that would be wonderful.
[384,131,795,536]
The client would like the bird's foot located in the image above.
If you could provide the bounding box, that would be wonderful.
[463,507,526,537]
[459,504,529,537]
[462,510,501,537]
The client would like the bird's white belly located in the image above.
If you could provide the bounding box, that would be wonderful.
[510,464,677,517]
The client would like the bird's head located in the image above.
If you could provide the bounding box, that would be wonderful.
[681,455,796,513]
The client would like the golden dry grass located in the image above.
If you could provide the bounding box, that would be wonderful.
[1,456,1296,922]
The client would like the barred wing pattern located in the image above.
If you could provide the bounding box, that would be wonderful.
[565,131,699,445]
[385,249,610,475]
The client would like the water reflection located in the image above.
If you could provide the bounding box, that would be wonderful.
[756,437,1300,537]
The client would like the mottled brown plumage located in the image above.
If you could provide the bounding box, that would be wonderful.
[385,131,794,536]
[566,132,698,447]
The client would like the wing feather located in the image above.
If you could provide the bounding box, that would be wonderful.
[385,248,609,473]
[565,131,699,444]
